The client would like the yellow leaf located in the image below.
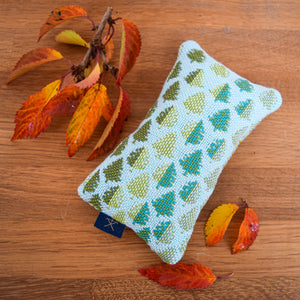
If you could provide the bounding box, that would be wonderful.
[55,30,89,48]
[205,203,239,246]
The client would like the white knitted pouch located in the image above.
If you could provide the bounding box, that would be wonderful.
[78,40,282,264]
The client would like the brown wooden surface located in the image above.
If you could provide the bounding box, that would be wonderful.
[0,0,299,299]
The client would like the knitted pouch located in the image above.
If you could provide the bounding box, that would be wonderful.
[78,40,282,264]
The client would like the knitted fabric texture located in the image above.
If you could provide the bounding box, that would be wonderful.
[78,40,282,264]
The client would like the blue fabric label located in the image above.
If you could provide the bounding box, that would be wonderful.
[94,212,126,238]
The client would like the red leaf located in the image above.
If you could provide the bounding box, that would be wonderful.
[139,263,216,290]
[7,48,63,83]
[87,86,130,160]
[12,80,61,140]
[38,5,87,41]
[75,63,101,90]
[205,203,239,246]
[66,83,114,157]
[232,208,259,254]
[42,86,84,117]
[116,19,141,85]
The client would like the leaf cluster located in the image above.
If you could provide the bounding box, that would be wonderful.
[8,5,141,160]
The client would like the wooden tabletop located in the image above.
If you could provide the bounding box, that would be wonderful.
[1,0,299,299]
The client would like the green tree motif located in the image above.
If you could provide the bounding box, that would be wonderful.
[182,120,205,145]
[163,81,180,101]
[83,170,100,193]
[153,133,176,158]
[168,61,182,81]
[102,186,124,208]
[89,194,101,210]
[127,147,149,171]
[185,69,204,87]
[145,102,158,119]
[259,90,279,110]
[235,99,253,120]
[113,210,126,224]
[187,49,205,63]
[235,79,254,92]
[103,158,123,183]
[156,106,178,128]
[178,207,199,231]
[137,227,151,243]
[204,168,220,191]
[209,83,231,103]
[179,150,202,176]
[127,173,149,198]
[207,139,226,161]
[158,247,177,264]
[210,63,229,77]
[129,202,150,225]
[154,162,176,188]
[153,221,175,244]
[112,137,129,156]
[179,181,200,204]
[133,120,151,143]
[183,92,205,114]
[232,127,248,146]
[152,191,175,217]
[209,109,231,131]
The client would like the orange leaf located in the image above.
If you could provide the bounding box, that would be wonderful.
[12,80,61,140]
[7,48,63,83]
[139,263,216,290]
[87,86,130,160]
[66,83,114,157]
[42,85,84,117]
[205,203,239,246]
[38,5,87,41]
[102,37,114,62]
[232,208,259,254]
[116,19,141,85]
[75,63,101,89]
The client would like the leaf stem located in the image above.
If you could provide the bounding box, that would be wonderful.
[216,273,234,280]
[85,16,96,30]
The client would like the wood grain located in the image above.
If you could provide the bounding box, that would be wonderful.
[0,0,299,299]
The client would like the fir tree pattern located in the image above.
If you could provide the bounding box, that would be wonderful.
[153,221,175,244]
[182,120,205,145]
[207,139,226,161]
[167,61,182,81]
[185,69,204,87]
[183,92,205,114]
[179,150,202,176]
[259,90,279,110]
[137,227,151,243]
[152,191,175,217]
[145,102,158,119]
[163,81,180,101]
[89,194,101,210]
[153,162,177,188]
[209,83,231,103]
[113,210,126,224]
[209,109,231,131]
[156,106,178,128]
[187,49,205,63]
[103,158,123,183]
[83,170,100,193]
[179,207,199,231]
[235,99,254,120]
[232,127,248,146]
[204,168,220,191]
[127,147,149,171]
[129,202,150,225]
[179,181,200,204]
[127,173,149,198]
[235,78,254,92]
[112,137,129,156]
[153,133,176,158]
[102,186,124,208]
[133,120,151,143]
[210,63,229,77]
[157,247,177,264]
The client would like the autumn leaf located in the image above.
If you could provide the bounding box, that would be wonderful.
[116,19,141,85]
[232,207,259,254]
[103,37,114,62]
[87,86,130,160]
[12,80,61,140]
[66,83,114,157]
[75,63,102,89]
[139,263,217,290]
[42,85,83,117]
[38,5,87,41]
[7,48,63,83]
[55,30,89,47]
[205,203,239,246]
